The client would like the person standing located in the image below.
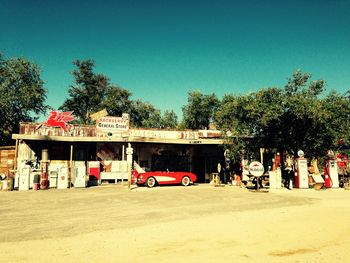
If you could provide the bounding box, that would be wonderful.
[283,154,294,190]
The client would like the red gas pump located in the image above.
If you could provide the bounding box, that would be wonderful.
[323,162,332,188]
[272,152,281,171]
[40,149,49,190]
[324,153,339,188]
[337,153,348,187]
[294,150,309,189]
[88,161,100,185]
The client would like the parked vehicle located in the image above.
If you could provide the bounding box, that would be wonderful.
[132,170,197,188]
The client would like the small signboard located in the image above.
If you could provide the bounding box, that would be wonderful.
[96,114,129,132]
[249,161,264,177]
[90,109,108,121]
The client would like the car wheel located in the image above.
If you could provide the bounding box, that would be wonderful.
[146,177,157,188]
[181,176,190,186]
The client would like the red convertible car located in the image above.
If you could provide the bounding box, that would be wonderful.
[132,170,197,188]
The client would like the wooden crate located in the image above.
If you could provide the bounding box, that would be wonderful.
[0,147,16,176]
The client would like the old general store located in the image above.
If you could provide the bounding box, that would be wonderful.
[9,113,225,190]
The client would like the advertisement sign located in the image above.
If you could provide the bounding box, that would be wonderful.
[38,111,76,131]
[96,114,129,131]
[249,161,264,177]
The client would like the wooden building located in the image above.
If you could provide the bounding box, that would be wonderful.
[12,121,225,184]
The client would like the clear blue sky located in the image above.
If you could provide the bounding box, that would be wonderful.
[1,0,350,119]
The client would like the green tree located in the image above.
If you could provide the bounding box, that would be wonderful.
[0,52,48,145]
[103,85,133,117]
[60,60,136,124]
[320,91,350,152]
[215,88,284,162]
[129,102,178,129]
[215,70,342,160]
[278,70,328,155]
[182,91,219,129]
[60,59,171,129]
[130,100,162,128]
[160,110,178,129]
[59,60,109,124]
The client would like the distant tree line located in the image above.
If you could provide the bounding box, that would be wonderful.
[1,52,350,162]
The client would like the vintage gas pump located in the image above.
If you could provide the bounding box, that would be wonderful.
[269,152,282,189]
[324,151,339,188]
[336,152,348,188]
[40,149,49,190]
[294,150,309,189]
[272,152,281,171]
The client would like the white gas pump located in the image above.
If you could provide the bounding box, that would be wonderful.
[269,169,282,189]
[294,150,309,189]
[50,161,69,189]
[72,161,87,188]
[19,164,31,191]
[269,153,282,189]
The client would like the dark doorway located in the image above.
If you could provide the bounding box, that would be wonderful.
[151,150,189,172]
[192,156,206,183]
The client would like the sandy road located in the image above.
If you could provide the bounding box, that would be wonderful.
[0,184,349,262]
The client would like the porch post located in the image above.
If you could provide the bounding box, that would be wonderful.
[69,144,73,188]
[126,143,133,189]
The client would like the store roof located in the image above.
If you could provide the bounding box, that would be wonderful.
[12,123,224,145]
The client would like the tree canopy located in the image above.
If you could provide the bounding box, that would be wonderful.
[59,60,112,124]
[60,59,178,128]
[161,110,178,129]
[0,52,48,145]
[215,69,350,161]
[182,91,219,129]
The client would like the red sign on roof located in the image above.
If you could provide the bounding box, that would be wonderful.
[39,111,76,131]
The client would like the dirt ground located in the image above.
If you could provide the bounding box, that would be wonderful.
[0,184,349,263]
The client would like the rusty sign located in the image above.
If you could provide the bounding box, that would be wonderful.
[90,109,108,121]
[37,111,76,131]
